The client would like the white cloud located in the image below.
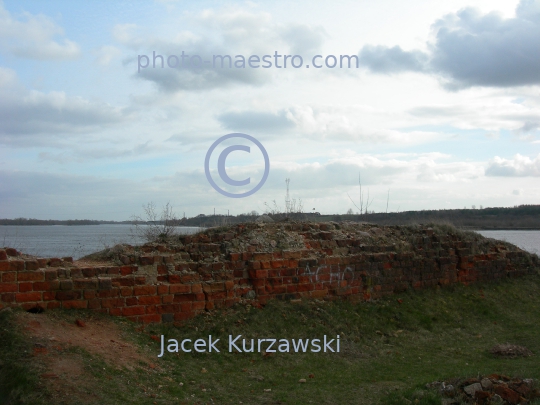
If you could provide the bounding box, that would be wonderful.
[357,0,540,88]
[95,45,122,66]
[486,154,540,176]
[0,2,80,60]
[0,68,126,145]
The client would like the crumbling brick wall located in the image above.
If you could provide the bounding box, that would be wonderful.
[0,223,538,323]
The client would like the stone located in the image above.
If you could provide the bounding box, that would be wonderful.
[474,390,492,403]
[255,215,274,223]
[464,383,482,396]
[481,378,493,390]
[494,385,521,404]
[298,379,306,383]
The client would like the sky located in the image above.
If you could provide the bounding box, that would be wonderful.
[0,0,539,220]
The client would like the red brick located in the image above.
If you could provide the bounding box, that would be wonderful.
[133,285,157,296]
[101,298,125,308]
[109,308,122,316]
[139,314,161,324]
[192,301,206,311]
[260,261,271,269]
[271,260,285,268]
[310,289,328,298]
[138,296,161,305]
[88,299,101,309]
[170,284,190,294]
[120,266,135,276]
[140,256,154,265]
[157,284,168,295]
[62,300,88,309]
[5,248,18,257]
[145,305,158,314]
[98,290,119,298]
[15,292,42,302]
[0,283,18,293]
[56,291,80,300]
[174,312,195,321]
[25,260,39,270]
[9,261,25,271]
[0,262,10,271]
[191,283,202,293]
[19,282,33,292]
[33,281,59,291]
[1,272,16,282]
[126,297,138,306]
[73,279,98,289]
[162,294,174,303]
[248,269,268,279]
[0,250,7,260]
[173,293,197,302]
[84,290,97,299]
[17,271,45,282]
[43,291,56,301]
[47,301,61,309]
[120,287,133,296]
[44,269,58,280]
[122,306,145,316]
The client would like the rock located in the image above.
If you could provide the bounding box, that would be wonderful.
[263,389,271,392]
[490,343,533,358]
[494,385,521,404]
[464,383,482,396]
[245,290,256,300]
[440,384,455,396]
[492,394,504,404]
[481,378,493,390]
[255,215,274,223]
[474,390,492,403]
[201,368,207,373]
[299,379,306,383]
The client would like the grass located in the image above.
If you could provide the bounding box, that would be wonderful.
[2,274,540,404]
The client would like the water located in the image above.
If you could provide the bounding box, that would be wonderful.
[0,225,202,259]
[475,230,540,255]
[1,226,538,260]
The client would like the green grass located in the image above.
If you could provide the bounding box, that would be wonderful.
[2,275,540,404]
[0,309,48,405]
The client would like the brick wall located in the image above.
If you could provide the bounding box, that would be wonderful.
[0,223,538,323]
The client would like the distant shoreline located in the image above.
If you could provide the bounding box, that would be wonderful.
[2,204,540,229]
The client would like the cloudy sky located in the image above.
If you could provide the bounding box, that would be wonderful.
[1,0,539,220]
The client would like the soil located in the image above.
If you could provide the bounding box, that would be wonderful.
[14,311,157,404]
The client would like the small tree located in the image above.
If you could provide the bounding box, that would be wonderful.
[131,202,180,243]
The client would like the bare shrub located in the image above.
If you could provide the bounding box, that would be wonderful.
[131,202,180,243]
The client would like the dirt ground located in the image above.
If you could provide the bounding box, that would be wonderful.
[14,311,158,404]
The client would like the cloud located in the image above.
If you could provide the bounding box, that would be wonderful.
[0,68,126,145]
[116,9,327,91]
[95,45,122,66]
[280,24,327,56]
[0,2,80,60]
[358,0,540,88]
[218,110,295,133]
[486,154,540,176]
[358,45,428,74]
